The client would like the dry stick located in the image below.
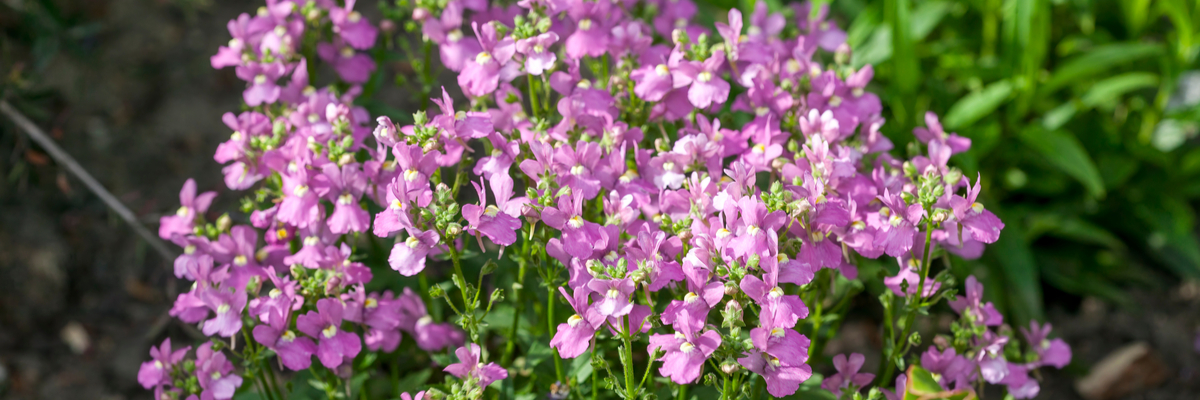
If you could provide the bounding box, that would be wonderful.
[0,100,176,261]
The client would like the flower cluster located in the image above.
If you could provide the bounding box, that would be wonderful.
[141,0,1072,399]
[911,277,1071,399]
[142,2,465,399]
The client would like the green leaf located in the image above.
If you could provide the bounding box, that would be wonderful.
[887,0,919,93]
[987,217,1044,325]
[396,369,433,395]
[910,0,951,41]
[904,366,977,400]
[1080,72,1159,108]
[942,80,1014,130]
[1042,102,1077,130]
[570,350,594,383]
[1018,127,1106,198]
[1041,42,1163,94]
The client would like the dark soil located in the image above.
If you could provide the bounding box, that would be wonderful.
[0,1,1198,400]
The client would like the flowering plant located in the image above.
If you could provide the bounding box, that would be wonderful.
[140,0,1071,399]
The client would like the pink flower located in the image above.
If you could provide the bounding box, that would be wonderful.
[674,50,730,109]
[138,338,190,390]
[329,0,378,49]
[253,309,317,371]
[388,229,441,276]
[648,310,721,384]
[550,286,603,358]
[159,179,217,240]
[445,343,509,388]
[463,176,524,246]
[296,298,362,369]
[821,353,875,397]
[517,32,559,75]
[195,342,243,400]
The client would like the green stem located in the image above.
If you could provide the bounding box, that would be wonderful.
[677,383,689,400]
[880,221,935,383]
[262,359,285,400]
[622,316,637,399]
[527,75,541,118]
[549,285,565,383]
[501,238,529,366]
[721,372,731,400]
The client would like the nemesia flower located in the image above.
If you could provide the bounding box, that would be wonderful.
[1021,321,1072,369]
[159,179,217,240]
[389,229,441,276]
[648,310,722,384]
[551,286,603,358]
[949,276,1003,327]
[195,342,243,400]
[253,309,318,371]
[296,298,362,369]
[138,339,190,390]
[444,343,509,388]
[821,353,875,397]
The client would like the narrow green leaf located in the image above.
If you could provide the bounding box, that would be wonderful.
[1041,42,1162,94]
[887,0,919,94]
[904,366,977,400]
[942,80,1013,130]
[1042,102,1077,130]
[910,0,951,41]
[987,217,1044,325]
[1018,127,1106,198]
[1080,72,1159,107]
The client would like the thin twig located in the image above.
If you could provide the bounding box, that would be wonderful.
[0,100,176,261]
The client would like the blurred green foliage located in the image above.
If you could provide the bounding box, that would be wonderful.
[825,0,1200,323]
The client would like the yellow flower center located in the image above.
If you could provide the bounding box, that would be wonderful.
[697,71,713,83]
[322,325,338,338]
[679,342,695,353]
[655,64,670,77]
[476,51,493,64]
[578,19,593,31]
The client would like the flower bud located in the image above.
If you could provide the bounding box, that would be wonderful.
[445,222,462,237]
[586,259,605,277]
[490,288,505,303]
[723,280,739,296]
[290,264,306,279]
[480,260,498,276]
[835,43,851,65]
[246,276,262,294]
[215,213,232,233]
[944,168,964,186]
[429,284,446,299]
[720,360,741,374]
[722,299,742,328]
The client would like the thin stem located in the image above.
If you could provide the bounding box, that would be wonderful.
[262,359,285,400]
[880,221,935,383]
[622,316,637,399]
[527,74,541,118]
[549,285,565,383]
[501,237,529,366]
